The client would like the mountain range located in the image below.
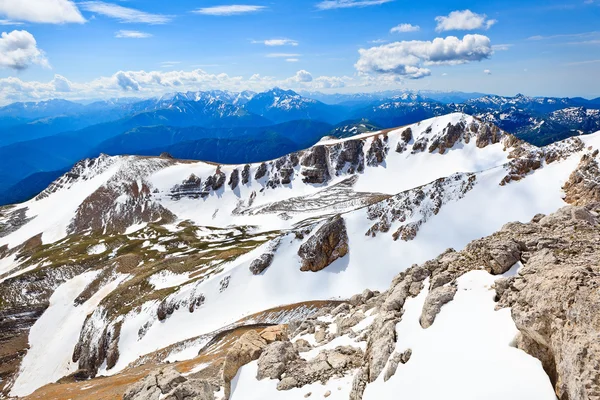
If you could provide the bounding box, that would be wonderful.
[1,88,600,206]
[1,112,599,400]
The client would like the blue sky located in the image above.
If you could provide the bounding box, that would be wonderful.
[0,0,599,103]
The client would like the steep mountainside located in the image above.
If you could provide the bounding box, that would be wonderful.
[0,113,599,400]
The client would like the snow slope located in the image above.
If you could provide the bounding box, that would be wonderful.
[2,114,598,396]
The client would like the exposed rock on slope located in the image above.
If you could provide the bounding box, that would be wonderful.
[124,368,214,400]
[298,216,349,272]
[563,150,600,205]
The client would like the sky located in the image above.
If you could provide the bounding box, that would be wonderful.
[0,0,599,104]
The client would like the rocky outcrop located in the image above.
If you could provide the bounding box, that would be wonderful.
[475,122,502,148]
[395,128,413,153]
[222,325,289,399]
[428,122,465,154]
[255,163,268,180]
[301,145,331,184]
[222,330,267,398]
[70,180,176,234]
[241,164,251,185]
[298,216,349,272]
[366,173,477,240]
[228,169,240,190]
[563,150,600,206]
[419,285,457,328]
[329,140,365,175]
[366,136,388,166]
[257,341,299,380]
[123,368,214,400]
[276,346,364,391]
[495,205,600,400]
[249,238,281,275]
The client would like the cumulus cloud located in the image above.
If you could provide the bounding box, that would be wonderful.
[80,2,171,24]
[0,0,85,24]
[0,30,49,70]
[292,70,313,82]
[435,10,496,32]
[390,23,420,33]
[286,58,299,62]
[483,69,492,75]
[253,38,298,46]
[115,30,152,39]
[52,74,72,92]
[193,5,266,16]
[316,0,393,10]
[355,34,493,79]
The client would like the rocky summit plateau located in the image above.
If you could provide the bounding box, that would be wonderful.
[1,112,600,400]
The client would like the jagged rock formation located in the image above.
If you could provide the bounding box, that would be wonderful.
[366,173,477,240]
[298,216,349,272]
[124,368,214,400]
[563,150,600,205]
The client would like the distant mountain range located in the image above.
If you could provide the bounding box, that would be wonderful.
[1,88,599,206]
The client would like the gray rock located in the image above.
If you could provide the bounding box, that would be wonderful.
[257,341,299,380]
[420,285,458,329]
[298,216,349,272]
[277,376,299,391]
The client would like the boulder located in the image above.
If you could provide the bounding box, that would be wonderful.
[260,325,289,343]
[298,216,349,272]
[256,341,299,380]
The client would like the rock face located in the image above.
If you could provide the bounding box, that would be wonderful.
[563,150,600,206]
[301,145,331,184]
[495,205,600,400]
[298,216,349,272]
[123,368,214,400]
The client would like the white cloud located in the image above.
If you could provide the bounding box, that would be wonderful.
[435,10,496,32]
[193,5,266,16]
[484,69,492,75]
[0,30,49,70]
[115,30,152,39]
[0,68,361,104]
[355,34,493,79]
[286,58,299,62]
[80,2,171,24]
[266,53,301,58]
[390,23,420,33]
[253,38,298,46]
[0,0,85,24]
[292,70,313,82]
[0,20,24,25]
[316,0,393,10]
[52,74,72,92]
[369,39,388,44]
[492,43,512,51]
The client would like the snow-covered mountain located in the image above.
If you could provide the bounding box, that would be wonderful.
[244,88,344,124]
[1,113,599,400]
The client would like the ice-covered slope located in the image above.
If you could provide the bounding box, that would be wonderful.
[1,113,599,398]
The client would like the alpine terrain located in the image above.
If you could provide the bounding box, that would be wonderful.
[1,112,600,400]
